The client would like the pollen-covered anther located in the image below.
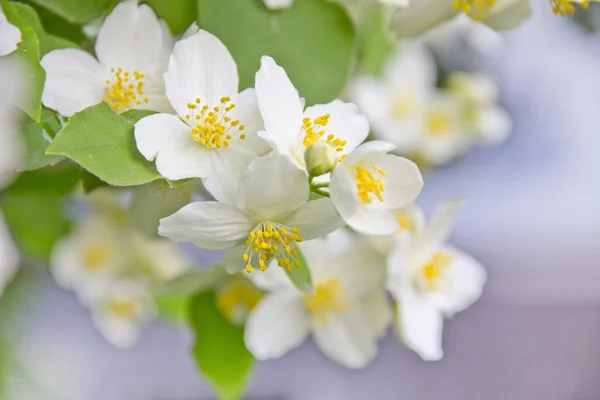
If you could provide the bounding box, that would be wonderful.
[241,224,302,273]
[302,278,352,326]
[355,165,386,204]
[452,0,497,18]
[420,252,453,291]
[186,96,246,149]
[302,114,347,162]
[103,68,148,111]
[550,0,586,15]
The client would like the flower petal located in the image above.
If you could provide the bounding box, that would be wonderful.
[396,289,445,361]
[483,0,532,31]
[41,49,105,117]
[342,140,397,167]
[304,100,369,154]
[134,113,211,180]
[284,198,344,241]
[255,56,304,155]
[0,213,19,297]
[158,201,252,250]
[245,260,293,291]
[363,288,392,339]
[329,165,359,220]
[0,16,21,56]
[376,154,423,209]
[236,155,308,221]
[228,88,270,155]
[420,199,462,247]
[245,290,309,360]
[391,0,457,38]
[263,0,294,10]
[95,1,166,71]
[313,307,378,368]
[164,30,238,119]
[92,312,141,348]
[346,206,400,236]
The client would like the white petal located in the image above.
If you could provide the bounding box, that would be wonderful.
[363,289,392,339]
[304,100,369,154]
[383,44,437,90]
[346,206,400,236]
[92,313,140,348]
[263,0,294,10]
[421,199,462,247]
[477,106,512,145]
[95,1,166,71]
[255,56,304,156]
[158,202,252,250]
[182,22,200,39]
[0,213,19,297]
[329,165,360,225]
[483,0,532,31]
[228,88,270,155]
[164,30,238,119]
[223,245,247,274]
[396,290,444,361]
[134,113,211,180]
[244,260,293,291]
[41,49,105,117]
[348,77,391,123]
[376,154,423,209]
[391,0,457,38]
[245,291,309,360]
[0,17,21,56]
[312,307,378,368]
[342,140,396,167]
[236,155,308,221]
[284,198,344,241]
[437,246,486,317]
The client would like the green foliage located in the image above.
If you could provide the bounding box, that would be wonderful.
[19,109,65,171]
[284,246,313,292]
[189,291,254,400]
[357,6,396,76]
[197,0,356,106]
[46,104,162,187]
[145,0,196,35]
[1,1,46,122]
[26,0,118,24]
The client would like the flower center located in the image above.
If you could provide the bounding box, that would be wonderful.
[419,252,453,291]
[216,281,262,325]
[550,0,587,14]
[452,0,496,19]
[103,68,148,112]
[392,95,415,118]
[185,96,246,149]
[425,109,452,136]
[302,278,352,326]
[395,211,412,231]
[302,114,348,163]
[83,244,110,270]
[355,165,386,204]
[107,299,136,318]
[241,223,303,273]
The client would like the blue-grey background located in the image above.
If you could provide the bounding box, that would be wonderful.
[6,1,600,398]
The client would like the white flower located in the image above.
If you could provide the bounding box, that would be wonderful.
[50,216,133,303]
[390,0,532,38]
[0,5,21,56]
[244,229,392,368]
[447,72,512,146]
[0,59,23,188]
[263,0,294,9]
[159,155,344,273]
[367,204,426,256]
[386,201,486,360]
[0,211,19,298]
[131,232,191,282]
[134,30,269,202]
[330,141,423,236]
[255,56,369,173]
[90,280,156,348]
[41,0,173,117]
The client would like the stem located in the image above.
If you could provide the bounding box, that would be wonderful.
[311,188,330,198]
[311,182,329,189]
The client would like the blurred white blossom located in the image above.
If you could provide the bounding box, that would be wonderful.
[41,0,173,116]
[386,201,486,360]
[0,5,20,56]
[244,229,392,368]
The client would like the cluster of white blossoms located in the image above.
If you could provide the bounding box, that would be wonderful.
[50,190,191,348]
[350,43,511,168]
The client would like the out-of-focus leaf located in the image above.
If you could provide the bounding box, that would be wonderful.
[26,0,118,24]
[160,265,227,296]
[188,291,254,400]
[1,1,46,122]
[284,246,312,292]
[6,163,80,196]
[357,6,396,76]
[155,290,189,324]
[80,170,109,193]
[46,103,162,187]
[197,0,356,106]
[145,0,196,34]
[19,109,65,171]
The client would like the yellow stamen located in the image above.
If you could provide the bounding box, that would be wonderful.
[301,113,347,163]
[452,0,496,19]
[550,0,586,15]
[216,281,262,325]
[420,252,453,291]
[355,165,386,204]
[302,278,352,326]
[107,299,136,318]
[186,97,246,149]
[83,244,109,270]
[103,68,147,112]
[241,223,303,273]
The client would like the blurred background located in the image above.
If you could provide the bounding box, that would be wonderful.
[3,0,600,399]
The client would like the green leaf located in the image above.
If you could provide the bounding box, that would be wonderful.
[155,290,190,324]
[284,246,313,292]
[129,179,196,237]
[80,170,109,193]
[7,162,81,196]
[2,194,70,262]
[19,109,65,171]
[1,1,46,122]
[145,0,196,34]
[197,0,356,106]
[160,266,227,296]
[357,6,396,76]
[46,103,162,187]
[26,0,118,24]
[188,291,254,400]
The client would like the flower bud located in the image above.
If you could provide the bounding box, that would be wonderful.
[304,142,336,177]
